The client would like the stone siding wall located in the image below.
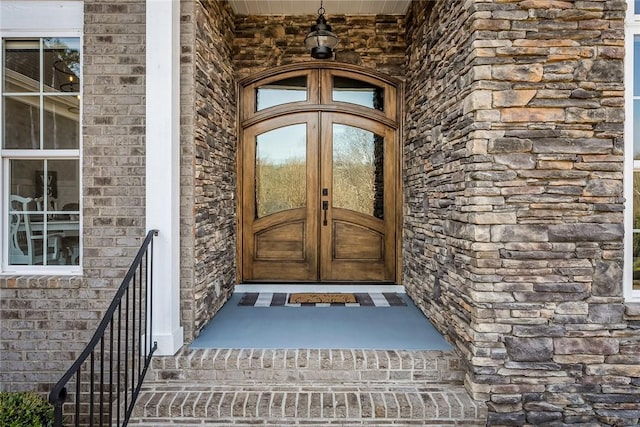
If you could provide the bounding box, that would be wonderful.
[233,14,406,80]
[403,0,477,393]
[405,0,638,425]
[0,0,147,392]
[180,0,238,340]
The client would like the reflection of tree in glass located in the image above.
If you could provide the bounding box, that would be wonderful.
[333,126,383,218]
[256,156,306,218]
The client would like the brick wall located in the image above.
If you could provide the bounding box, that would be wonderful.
[83,0,147,284]
[0,0,147,392]
[180,0,197,342]
[405,1,639,425]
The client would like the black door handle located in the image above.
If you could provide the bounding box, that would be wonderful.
[322,200,328,226]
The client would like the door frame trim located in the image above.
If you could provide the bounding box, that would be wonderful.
[236,63,404,284]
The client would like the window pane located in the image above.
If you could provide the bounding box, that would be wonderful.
[43,96,80,149]
[8,159,79,266]
[333,76,384,111]
[43,38,81,93]
[256,124,307,218]
[256,76,307,111]
[10,159,43,199]
[49,159,80,265]
[636,0,640,15]
[49,159,79,208]
[3,40,40,93]
[333,124,384,219]
[3,96,40,149]
[8,160,44,266]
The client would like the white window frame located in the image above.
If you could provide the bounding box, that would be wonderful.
[0,1,83,275]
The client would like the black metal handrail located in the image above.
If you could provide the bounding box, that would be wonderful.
[49,230,159,427]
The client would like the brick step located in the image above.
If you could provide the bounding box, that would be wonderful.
[129,382,486,426]
[146,348,467,384]
[130,348,486,425]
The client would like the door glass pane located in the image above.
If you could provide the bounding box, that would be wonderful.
[333,76,384,111]
[43,38,81,93]
[3,96,41,149]
[3,40,40,93]
[256,124,307,218]
[333,124,384,219]
[256,76,307,111]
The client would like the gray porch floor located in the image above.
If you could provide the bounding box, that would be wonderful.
[190,285,451,350]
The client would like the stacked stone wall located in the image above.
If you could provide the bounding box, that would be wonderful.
[0,0,147,392]
[403,0,477,383]
[233,14,406,80]
[180,0,238,339]
[406,0,639,425]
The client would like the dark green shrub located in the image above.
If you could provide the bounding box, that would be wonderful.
[0,391,54,427]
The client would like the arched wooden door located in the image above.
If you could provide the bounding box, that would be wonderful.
[238,64,401,283]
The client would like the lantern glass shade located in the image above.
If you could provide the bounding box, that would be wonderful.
[304,15,339,59]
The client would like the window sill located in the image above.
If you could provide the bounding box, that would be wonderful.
[0,274,83,289]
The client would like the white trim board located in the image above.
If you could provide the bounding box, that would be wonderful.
[0,1,83,33]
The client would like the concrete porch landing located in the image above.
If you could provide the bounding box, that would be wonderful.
[130,348,487,426]
[190,287,451,350]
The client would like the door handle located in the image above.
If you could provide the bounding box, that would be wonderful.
[322,200,328,226]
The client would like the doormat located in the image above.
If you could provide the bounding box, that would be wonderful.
[290,293,357,304]
[238,292,407,307]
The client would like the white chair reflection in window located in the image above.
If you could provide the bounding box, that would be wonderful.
[9,195,65,265]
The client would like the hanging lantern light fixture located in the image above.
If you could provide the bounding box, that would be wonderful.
[304,0,339,59]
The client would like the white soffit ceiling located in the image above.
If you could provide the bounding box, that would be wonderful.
[228,1,412,16]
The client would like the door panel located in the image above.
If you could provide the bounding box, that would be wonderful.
[255,221,305,260]
[320,113,395,282]
[242,113,319,281]
[333,221,383,259]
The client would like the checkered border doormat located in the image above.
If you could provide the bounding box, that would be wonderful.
[238,292,407,307]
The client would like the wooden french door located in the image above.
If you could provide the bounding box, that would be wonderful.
[242,112,396,282]
[239,64,400,282]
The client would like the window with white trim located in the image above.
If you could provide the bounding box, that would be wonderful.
[625,0,640,300]
[1,2,82,273]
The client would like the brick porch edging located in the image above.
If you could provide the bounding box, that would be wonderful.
[131,383,485,426]
[148,348,466,384]
[130,348,487,426]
